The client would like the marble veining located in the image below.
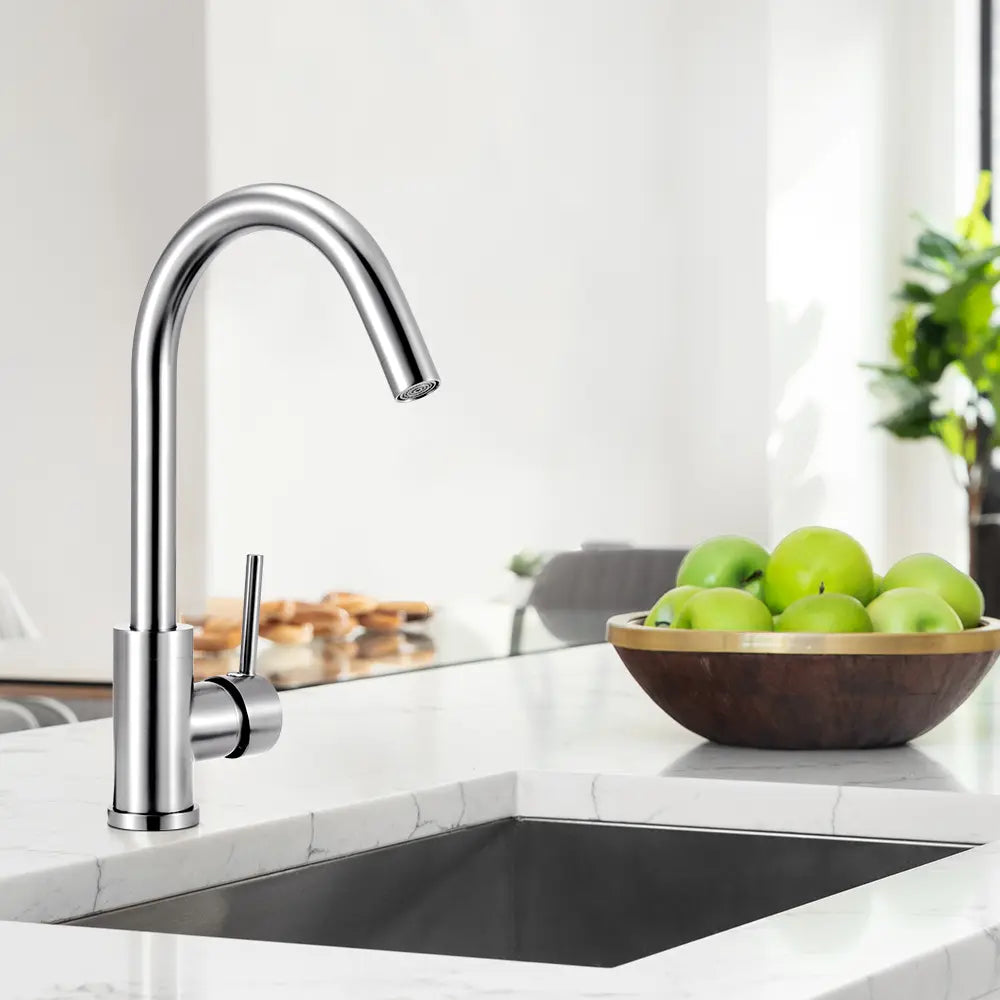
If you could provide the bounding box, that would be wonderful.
[3,642,1000,996]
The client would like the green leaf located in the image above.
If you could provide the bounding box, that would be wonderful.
[933,413,967,457]
[917,230,961,263]
[911,314,953,381]
[983,342,1000,376]
[967,216,993,248]
[904,254,951,275]
[959,282,996,333]
[933,283,967,323]
[866,367,938,442]
[966,429,980,465]
[973,171,992,215]
[896,281,935,304]
[890,307,917,365]
[932,272,998,327]
[860,362,908,377]
[876,398,936,439]
[991,386,1000,446]
[957,171,994,248]
[958,245,1000,272]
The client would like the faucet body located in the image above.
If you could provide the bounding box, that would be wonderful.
[109,184,440,831]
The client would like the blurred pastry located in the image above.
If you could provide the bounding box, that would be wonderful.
[311,609,358,639]
[259,621,314,645]
[260,599,297,623]
[375,600,432,622]
[321,592,379,617]
[358,609,405,633]
[193,626,241,652]
[356,631,404,658]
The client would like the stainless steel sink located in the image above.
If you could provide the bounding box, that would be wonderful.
[71,819,965,967]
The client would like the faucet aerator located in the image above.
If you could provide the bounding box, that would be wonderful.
[396,379,440,402]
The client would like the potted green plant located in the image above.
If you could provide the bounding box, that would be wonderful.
[866,172,1000,577]
[505,549,546,607]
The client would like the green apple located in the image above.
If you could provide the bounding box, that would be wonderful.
[866,587,963,633]
[673,587,774,632]
[775,593,873,633]
[644,586,702,628]
[676,536,769,600]
[881,553,983,629]
[763,526,875,614]
[872,573,884,597]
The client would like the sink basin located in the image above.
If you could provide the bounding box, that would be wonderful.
[71,819,964,967]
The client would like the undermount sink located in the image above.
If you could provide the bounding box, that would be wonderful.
[71,819,965,968]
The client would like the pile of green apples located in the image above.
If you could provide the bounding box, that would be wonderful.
[644,527,985,634]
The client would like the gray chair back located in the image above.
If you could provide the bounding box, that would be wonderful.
[529,547,688,644]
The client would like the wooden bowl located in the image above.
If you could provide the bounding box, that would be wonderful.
[607,613,1000,750]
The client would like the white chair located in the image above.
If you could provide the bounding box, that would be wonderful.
[0,572,38,641]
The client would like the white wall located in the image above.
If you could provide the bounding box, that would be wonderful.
[882,0,978,570]
[0,1,978,677]
[767,0,893,567]
[205,0,976,603]
[665,0,772,547]
[0,1,206,677]
[766,0,977,572]
[203,0,773,604]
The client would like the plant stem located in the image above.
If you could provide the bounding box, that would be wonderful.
[968,416,996,580]
[969,481,983,579]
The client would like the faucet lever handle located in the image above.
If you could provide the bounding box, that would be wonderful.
[192,551,280,761]
[236,554,263,678]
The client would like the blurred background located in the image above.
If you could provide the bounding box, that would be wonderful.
[0,0,989,679]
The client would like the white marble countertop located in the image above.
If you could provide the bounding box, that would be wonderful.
[4,641,1000,998]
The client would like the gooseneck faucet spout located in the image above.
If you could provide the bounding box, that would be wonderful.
[110,184,440,832]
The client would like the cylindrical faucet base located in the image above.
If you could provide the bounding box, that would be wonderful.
[109,624,199,831]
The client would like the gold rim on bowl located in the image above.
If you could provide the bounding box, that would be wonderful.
[606,613,1000,655]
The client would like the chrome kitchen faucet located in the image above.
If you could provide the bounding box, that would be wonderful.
[109,184,440,831]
